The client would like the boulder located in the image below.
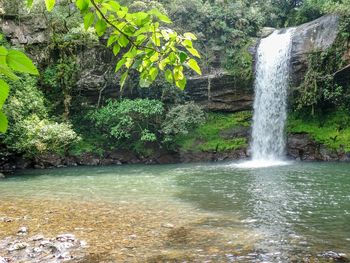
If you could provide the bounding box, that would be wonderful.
[287,133,319,161]
[287,133,340,161]
[258,27,276,38]
[0,15,48,46]
[290,14,340,87]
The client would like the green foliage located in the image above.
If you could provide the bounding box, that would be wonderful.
[295,14,350,114]
[2,76,79,157]
[9,115,79,156]
[29,0,202,90]
[42,57,79,118]
[161,102,205,144]
[175,111,252,153]
[288,109,350,151]
[0,44,39,132]
[89,99,164,149]
[158,0,262,80]
[262,0,350,27]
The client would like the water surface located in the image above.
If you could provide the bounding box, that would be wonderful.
[0,162,349,262]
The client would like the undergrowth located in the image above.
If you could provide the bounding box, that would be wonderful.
[287,109,350,151]
[175,111,252,152]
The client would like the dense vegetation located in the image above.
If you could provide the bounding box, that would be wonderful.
[1,0,350,166]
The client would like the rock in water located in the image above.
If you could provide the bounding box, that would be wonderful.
[8,242,28,251]
[318,251,349,262]
[17,227,28,235]
[56,234,75,242]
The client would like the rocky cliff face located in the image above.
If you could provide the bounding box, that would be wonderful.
[185,72,253,112]
[290,14,340,87]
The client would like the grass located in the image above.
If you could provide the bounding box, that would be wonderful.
[176,111,252,153]
[287,109,350,151]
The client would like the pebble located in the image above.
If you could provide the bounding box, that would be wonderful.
[79,240,88,248]
[17,227,28,235]
[57,252,72,260]
[161,223,174,228]
[1,233,87,263]
[0,217,12,223]
[8,242,28,251]
[56,234,75,242]
[319,251,348,261]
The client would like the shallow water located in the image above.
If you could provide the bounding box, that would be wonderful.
[1,161,350,262]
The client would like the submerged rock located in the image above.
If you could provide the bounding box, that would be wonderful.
[17,227,28,235]
[8,242,28,251]
[161,223,175,229]
[318,251,349,262]
[0,233,86,263]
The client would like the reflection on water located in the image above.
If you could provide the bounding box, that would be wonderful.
[0,162,350,261]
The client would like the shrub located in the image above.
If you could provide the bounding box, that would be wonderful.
[8,115,79,156]
[2,76,79,157]
[89,99,164,147]
[161,102,205,144]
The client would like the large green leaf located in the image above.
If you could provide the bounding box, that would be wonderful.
[45,0,56,11]
[187,59,202,75]
[6,50,39,75]
[0,79,9,108]
[0,111,8,133]
[113,45,121,56]
[120,71,128,88]
[76,0,89,11]
[0,64,19,80]
[149,9,172,24]
[165,69,173,83]
[0,46,8,56]
[95,19,107,37]
[84,13,95,30]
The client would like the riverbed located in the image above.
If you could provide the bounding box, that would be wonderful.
[0,162,349,262]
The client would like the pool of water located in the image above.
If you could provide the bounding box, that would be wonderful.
[0,161,349,262]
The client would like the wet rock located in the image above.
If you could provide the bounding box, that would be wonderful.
[1,233,86,262]
[17,226,28,235]
[0,217,13,223]
[180,148,248,163]
[35,154,64,168]
[318,251,349,262]
[258,27,276,38]
[8,242,28,251]
[56,234,76,242]
[0,173,5,178]
[57,251,72,260]
[0,257,6,263]
[76,153,100,166]
[287,133,342,161]
[162,223,175,229]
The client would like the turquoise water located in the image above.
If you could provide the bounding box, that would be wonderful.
[1,161,350,261]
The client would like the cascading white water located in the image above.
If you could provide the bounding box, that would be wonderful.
[236,28,294,168]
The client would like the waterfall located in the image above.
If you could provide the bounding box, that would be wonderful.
[237,28,294,168]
